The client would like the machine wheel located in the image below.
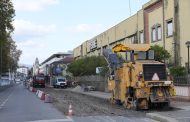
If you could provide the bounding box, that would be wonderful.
[110,90,116,104]
[131,99,139,111]
[123,97,133,109]
[136,98,149,110]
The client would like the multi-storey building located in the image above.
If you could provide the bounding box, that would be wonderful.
[74,0,190,67]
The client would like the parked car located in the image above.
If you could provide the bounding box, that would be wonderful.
[15,78,21,84]
[83,85,96,92]
[53,76,67,88]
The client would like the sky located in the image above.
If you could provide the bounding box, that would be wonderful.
[12,0,150,65]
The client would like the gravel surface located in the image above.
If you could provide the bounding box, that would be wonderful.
[40,87,146,117]
[37,87,179,117]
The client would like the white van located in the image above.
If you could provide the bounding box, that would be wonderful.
[53,77,67,88]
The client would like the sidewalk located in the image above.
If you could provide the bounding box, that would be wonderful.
[146,101,190,122]
[65,86,111,100]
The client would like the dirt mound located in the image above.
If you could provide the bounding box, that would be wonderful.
[71,85,83,92]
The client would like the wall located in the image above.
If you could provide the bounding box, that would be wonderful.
[74,75,107,92]
[73,0,189,67]
[164,0,175,63]
[179,0,190,66]
[74,45,82,58]
[175,86,190,101]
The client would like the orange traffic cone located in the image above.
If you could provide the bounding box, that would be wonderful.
[67,104,73,116]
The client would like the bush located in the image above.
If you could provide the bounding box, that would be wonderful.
[67,56,108,77]
[170,66,186,76]
[151,45,171,62]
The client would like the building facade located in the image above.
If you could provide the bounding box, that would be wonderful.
[17,66,28,77]
[39,53,72,76]
[73,0,190,67]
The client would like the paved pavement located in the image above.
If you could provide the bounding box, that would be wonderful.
[66,86,111,100]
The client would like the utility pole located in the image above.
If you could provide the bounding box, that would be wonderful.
[186,41,190,73]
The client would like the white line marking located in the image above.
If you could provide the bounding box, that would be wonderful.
[96,116,111,122]
[123,117,135,122]
[144,118,160,122]
[105,116,116,122]
[0,91,13,108]
[26,118,73,122]
[177,117,190,119]
[66,116,73,121]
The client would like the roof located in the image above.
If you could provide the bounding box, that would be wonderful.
[51,56,74,65]
[41,53,72,65]
[112,44,150,52]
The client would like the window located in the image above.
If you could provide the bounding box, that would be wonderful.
[167,20,173,36]
[152,28,156,42]
[126,51,132,62]
[157,26,161,40]
[139,31,144,44]
[152,24,162,42]
[131,36,135,43]
[137,52,146,60]
[131,35,138,44]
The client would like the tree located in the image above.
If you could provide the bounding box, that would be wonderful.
[0,0,15,33]
[67,56,108,77]
[150,45,171,62]
[8,38,22,71]
[0,0,20,74]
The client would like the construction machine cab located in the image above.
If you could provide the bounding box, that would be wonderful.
[112,44,155,62]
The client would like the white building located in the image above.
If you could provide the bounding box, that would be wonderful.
[40,52,72,76]
[17,66,28,77]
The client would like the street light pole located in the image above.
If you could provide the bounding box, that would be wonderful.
[188,46,190,73]
[185,41,190,74]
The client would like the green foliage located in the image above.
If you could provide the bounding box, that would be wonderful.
[170,66,186,76]
[67,56,108,77]
[0,0,15,33]
[0,0,21,74]
[150,45,171,62]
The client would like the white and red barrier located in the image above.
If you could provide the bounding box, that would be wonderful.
[36,90,39,96]
[44,94,53,103]
[29,87,36,92]
[37,90,45,100]
[29,89,53,103]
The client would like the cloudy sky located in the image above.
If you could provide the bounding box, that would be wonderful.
[12,0,149,65]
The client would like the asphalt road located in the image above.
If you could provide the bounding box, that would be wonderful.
[0,84,70,122]
[0,84,158,122]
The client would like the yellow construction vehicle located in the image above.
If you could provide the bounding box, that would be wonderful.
[104,44,175,110]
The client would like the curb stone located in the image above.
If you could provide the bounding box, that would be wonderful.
[146,113,178,122]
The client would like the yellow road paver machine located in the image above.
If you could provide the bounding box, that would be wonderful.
[103,44,175,110]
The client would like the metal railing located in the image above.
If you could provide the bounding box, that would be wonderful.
[173,75,190,86]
